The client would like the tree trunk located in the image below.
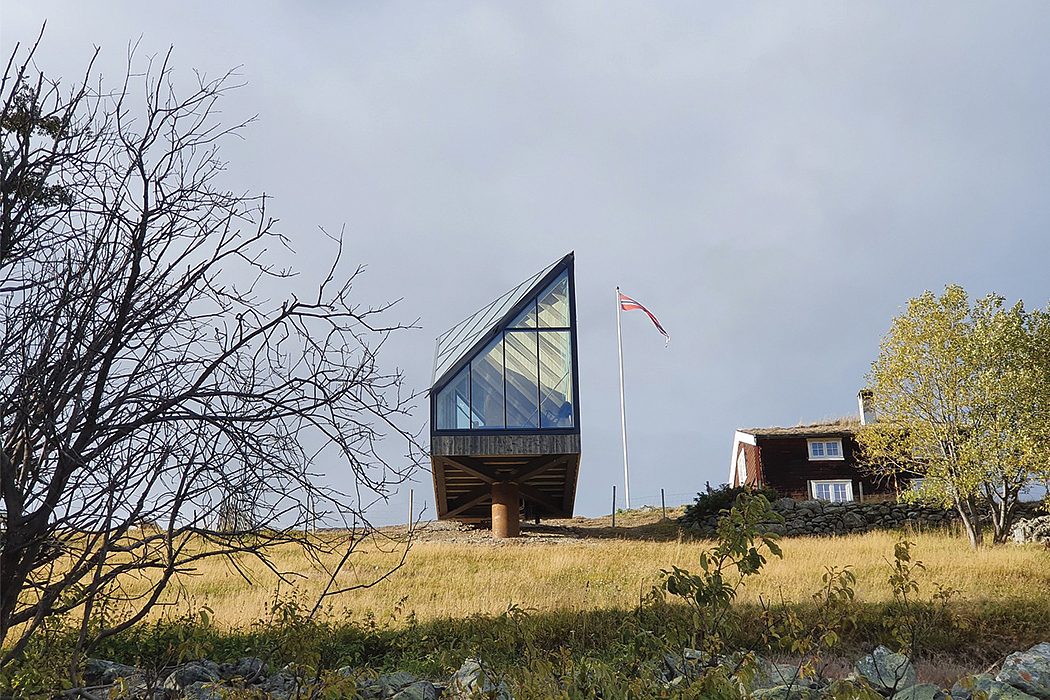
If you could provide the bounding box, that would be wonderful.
[990,490,1017,545]
[955,495,983,549]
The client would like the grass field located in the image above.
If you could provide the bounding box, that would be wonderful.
[8,507,1050,691]
[158,509,1050,635]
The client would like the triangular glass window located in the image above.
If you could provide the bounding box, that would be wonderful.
[537,271,569,327]
[435,366,471,430]
[431,254,577,432]
[509,301,537,329]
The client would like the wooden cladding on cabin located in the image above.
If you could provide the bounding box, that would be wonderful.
[431,433,581,457]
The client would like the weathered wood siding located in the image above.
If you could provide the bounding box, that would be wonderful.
[743,442,762,487]
[755,434,890,500]
[431,433,581,457]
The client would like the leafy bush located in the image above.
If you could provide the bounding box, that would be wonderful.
[680,484,779,527]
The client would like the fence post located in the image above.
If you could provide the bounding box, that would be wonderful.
[612,485,617,528]
[661,488,666,521]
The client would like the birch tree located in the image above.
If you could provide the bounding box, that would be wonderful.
[857,286,1050,548]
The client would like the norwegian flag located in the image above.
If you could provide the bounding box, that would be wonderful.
[619,292,669,344]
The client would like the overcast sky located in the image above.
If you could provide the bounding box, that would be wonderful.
[6,2,1050,522]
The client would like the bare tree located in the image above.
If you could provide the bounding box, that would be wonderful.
[0,34,421,667]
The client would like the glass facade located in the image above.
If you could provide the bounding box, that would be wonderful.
[434,269,576,431]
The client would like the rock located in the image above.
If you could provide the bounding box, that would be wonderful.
[826,679,882,700]
[852,646,917,694]
[843,512,868,530]
[181,681,225,700]
[391,681,440,700]
[219,657,267,683]
[663,648,708,681]
[750,685,819,700]
[748,658,819,691]
[954,675,1001,700]
[893,683,946,700]
[361,672,419,699]
[968,674,1043,700]
[1012,517,1050,545]
[164,661,220,690]
[84,658,142,685]
[260,672,299,699]
[997,642,1050,700]
[447,658,512,700]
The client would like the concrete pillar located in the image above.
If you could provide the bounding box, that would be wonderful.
[491,481,520,538]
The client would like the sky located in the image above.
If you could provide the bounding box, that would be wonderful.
[5,2,1050,524]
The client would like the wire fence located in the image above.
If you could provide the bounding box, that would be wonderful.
[357,487,702,528]
[627,490,697,510]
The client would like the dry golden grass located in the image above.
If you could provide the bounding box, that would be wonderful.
[152,516,1050,630]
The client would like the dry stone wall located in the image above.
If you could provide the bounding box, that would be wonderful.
[683,497,1044,538]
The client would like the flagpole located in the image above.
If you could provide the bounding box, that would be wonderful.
[616,286,631,510]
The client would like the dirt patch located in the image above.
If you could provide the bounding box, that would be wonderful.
[379,506,694,546]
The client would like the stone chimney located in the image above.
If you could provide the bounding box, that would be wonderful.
[858,389,875,425]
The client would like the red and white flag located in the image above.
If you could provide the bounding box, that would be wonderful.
[619,292,669,344]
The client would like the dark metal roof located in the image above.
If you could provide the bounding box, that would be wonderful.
[431,255,565,386]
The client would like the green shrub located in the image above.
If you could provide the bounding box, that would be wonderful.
[680,484,779,527]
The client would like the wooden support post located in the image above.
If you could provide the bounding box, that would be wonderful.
[661,488,666,521]
[491,481,520,538]
[611,485,617,528]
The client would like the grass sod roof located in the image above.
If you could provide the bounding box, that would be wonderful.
[740,417,861,438]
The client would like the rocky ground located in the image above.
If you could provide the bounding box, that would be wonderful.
[376,505,689,546]
[80,642,1050,700]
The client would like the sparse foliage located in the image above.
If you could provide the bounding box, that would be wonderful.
[657,491,783,666]
[0,35,420,668]
[762,565,857,685]
[857,285,1050,548]
[884,537,958,661]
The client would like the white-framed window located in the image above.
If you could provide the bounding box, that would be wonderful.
[809,479,854,502]
[736,448,748,485]
[807,438,844,461]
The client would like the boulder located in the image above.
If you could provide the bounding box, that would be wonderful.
[750,685,819,700]
[447,658,512,700]
[1012,517,1050,546]
[219,657,267,683]
[391,681,441,700]
[361,672,419,699]
[893,683,946,700]
[997,642,1050,700]
[852,646,917,694]
[259,672,299,700]
[968,674,1043,700]
[83,658,141,686]
[181,681,225,700]
[662,648,709,681]
[748,658,819,692]
[164,661,220,690]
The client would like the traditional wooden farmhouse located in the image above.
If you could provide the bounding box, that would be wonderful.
[728,391,896,502]
[429,253,581,538]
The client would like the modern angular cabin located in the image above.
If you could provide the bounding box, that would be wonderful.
[430,253,581,538]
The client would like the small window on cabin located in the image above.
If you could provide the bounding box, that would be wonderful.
[810,479,853,502]
[807,438,844,461]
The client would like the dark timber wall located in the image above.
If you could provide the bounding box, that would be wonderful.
[756,434,889,500]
